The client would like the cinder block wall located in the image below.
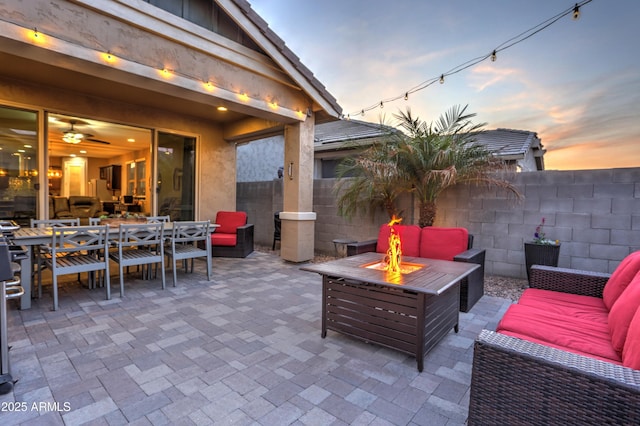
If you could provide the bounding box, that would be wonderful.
[237,167,640,278]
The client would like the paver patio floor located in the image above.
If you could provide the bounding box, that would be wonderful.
[2,251,512,425]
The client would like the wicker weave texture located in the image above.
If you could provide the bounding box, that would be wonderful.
[529,265,610,297]
[469,330,640,425]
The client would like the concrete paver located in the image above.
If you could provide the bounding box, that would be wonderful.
[2,251,512,425]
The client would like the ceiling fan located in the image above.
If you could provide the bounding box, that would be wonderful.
[60,120,110,145]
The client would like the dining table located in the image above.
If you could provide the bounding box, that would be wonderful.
[12,222,218,310]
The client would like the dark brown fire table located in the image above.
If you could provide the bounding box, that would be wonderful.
[302,252,480,371]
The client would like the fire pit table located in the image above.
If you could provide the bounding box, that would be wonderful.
[302,252,480,371]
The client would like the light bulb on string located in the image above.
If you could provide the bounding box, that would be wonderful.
[379,101,384,109]
[404,92,409,101]
[361,109,365,116]
[572,3,580,20]
[439,74,445,84]
[491,50,497,62]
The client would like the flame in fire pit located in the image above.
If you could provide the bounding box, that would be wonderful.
[362,215,423,280]
[384,215,403,274]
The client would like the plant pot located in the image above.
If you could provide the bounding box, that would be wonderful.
[524,242,561,282]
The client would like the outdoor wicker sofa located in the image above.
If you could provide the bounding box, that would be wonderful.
[346,225,485,312]
[468,258,640,425]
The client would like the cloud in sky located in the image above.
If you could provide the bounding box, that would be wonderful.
[250,0,640,170]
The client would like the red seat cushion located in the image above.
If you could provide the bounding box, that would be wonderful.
[211,233,237,246]
[496,304,620,363]
[517,288,608,324]
[376,224,421,257]
[215,211,247,234]
[622,304,640,369]
[419,227,468,260]
[603,250,640,310]
[608,272,640,354]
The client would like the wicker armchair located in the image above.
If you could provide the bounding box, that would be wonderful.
[468,265,640,425]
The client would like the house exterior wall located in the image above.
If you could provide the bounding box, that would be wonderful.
[236,136,284,182]
[0,76,235,220]
[519,149,541,172]
[238,167,640,278]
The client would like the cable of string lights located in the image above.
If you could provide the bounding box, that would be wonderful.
[343,0,594,120]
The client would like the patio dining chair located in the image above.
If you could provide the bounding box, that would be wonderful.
[45,225,110,311]
[109,222,166,297]
[30,218,81,298]
[165,221,212,287]
[145,215,171,223]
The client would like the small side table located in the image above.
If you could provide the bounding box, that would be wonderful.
[332,239,356,257]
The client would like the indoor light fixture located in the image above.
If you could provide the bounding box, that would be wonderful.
[63,131,83,144]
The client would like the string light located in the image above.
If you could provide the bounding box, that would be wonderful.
[2,18,306,119]
[342,0,593,119]
[379,101,384,109]
[573,3,581,20]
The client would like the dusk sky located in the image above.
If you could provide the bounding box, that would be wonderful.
[249,0,640,170]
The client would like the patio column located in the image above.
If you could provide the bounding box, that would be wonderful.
[280,118,315,262]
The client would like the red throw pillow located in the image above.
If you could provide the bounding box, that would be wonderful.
[215,211,247,234]
[622,303,640,370]
[603,251,640,310]
[609,271,640,354]
[419,227,469,260]
[376,224,421,257]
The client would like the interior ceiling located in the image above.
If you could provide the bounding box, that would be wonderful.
[48,113,152,159]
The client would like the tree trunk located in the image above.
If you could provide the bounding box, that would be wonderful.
[418,201,437,227]
[384,200,398,220]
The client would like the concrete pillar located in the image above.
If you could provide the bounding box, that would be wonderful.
[280,118,315,262]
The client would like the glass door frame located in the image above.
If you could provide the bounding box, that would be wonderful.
[153,128,200,221]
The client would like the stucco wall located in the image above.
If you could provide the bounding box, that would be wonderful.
[238,167,640,278]
[236,136,283,182]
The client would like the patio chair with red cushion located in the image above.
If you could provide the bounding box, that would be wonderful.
[211,211,254,258]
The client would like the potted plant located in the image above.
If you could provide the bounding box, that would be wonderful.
[524,217,560,282]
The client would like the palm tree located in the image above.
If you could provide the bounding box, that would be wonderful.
[394,105,521,227]
[334,140,407,220]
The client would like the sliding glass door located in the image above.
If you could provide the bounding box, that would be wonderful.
[156,132,196,221]
[0,105,38,224]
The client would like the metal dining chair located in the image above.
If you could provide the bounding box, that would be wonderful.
[30,218,81,298]
[165,221,212,287]
[109,222,166,297]
[45,225,110,311]
[145,216,171,223]
[88,217,102,225]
